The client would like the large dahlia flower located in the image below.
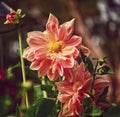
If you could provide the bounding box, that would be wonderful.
[23,13,88,81]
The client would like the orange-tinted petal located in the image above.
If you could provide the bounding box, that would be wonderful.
[81,45,90,56]
[27,31,48,48]
[61,57,74,68]
[65,35,82,47]
[47,68,59,81]
[46,13,59,40]
[59,19,75,41]
[38,59,52,76]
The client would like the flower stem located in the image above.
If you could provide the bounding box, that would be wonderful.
[41,76,48,98]
[18,28,29,108]
[90,61,98,97]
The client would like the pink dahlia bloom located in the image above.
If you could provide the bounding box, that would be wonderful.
[56,63,109,117]
[23,14,88,81]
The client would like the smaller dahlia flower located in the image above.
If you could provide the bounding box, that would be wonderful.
[4,9,25,24]
[23,13,89,81]
[56,63,109,117]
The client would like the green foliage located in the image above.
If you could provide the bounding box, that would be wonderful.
[0,94,12,116]
[103,105,120,117]
[6,115,16,117]
[25,98,56,117]
[90,106,103,116]
[82,97,103,117]
[82,97,91,110]
[33,85,43,100]
[97,66,114,75]
[25,66,38,79]
[80,50,93,73]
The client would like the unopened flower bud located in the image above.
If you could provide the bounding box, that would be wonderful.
[4,9,25,24]
[22,80,33,89]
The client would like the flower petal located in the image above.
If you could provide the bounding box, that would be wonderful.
[62,47,75,56]
[65,35,82,47]
[23,47,35,61]
[64,68,74,82]
[46,13,59,40]
[61,57,74,68]
[59,18,75,41]
[30,60,41,70]
[58,94,72,103]
[47,68,59,81]
[38,59,52,76]
[57,63,64,76]
[81,45,90,56]
[56,81,74,94]
[27,31,48,48]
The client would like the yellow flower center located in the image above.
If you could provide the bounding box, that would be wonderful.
[49,41,63,53]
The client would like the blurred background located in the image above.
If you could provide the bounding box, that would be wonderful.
[0,0,120,116]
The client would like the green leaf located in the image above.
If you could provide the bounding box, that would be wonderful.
[6,115,16,117]
[80,50,93,73]
[90,106,103,116]
[0,95,12,116]
[16,104,19,117]
[25,66,38,78]
[82,97,91,108]
[34,85,43,100]
[40,84,52,92]
[25,105,36,117]
[97,66,114,75]
[25,98,56,117]
[97,58,106,66]
[82,97,92,114]
[9,62,21,70]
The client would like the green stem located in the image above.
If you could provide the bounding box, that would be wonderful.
[41,76,48,98]
[90,61,98,97]
[18,28,29,108]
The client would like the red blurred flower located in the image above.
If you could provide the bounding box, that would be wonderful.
[56,63,109,117]
[23,14,89,81]
[0,69,5,80]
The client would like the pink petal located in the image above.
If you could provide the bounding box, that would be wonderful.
[61,57,74,68]
[43,30,56,42]
[30,59,42,70]
[81,45,90,56]
[65,35,82,47]
[57,63,64,76]
[62,47,79,58]
[47,68,59,81]
[46,13,59,40]
[23,47,35,61]
[58,19,75,41]
[27,31,48,48]
[71,48,79,58]
[62,47,75,56]
[34,48,47,59]
[64,68,74,82]
[58,94,72,103]
[94,78,109,98]
[38,59,52,76]
[56,81,74,94]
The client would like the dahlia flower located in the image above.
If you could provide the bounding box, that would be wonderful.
[23,13,88,81]
[4,9,25,24]
[56,63,109,117]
